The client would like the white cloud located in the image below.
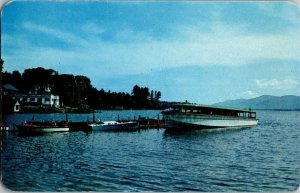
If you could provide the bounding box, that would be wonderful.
[242,90,260,99]
[256,3,300,25]
[255,78,298,89]
[3,18,300,77]
[81,23,106,36]
[23,22,88,46]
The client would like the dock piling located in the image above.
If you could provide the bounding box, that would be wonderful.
[135,115,167,129]
[157,114,160,129]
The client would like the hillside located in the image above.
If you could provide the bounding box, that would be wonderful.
[214,95,300,110]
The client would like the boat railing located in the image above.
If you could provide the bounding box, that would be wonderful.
[165,111,257,119]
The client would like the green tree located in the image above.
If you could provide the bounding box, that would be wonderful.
[155,91,161,101]
[75,75,92,107]
[132,85,141,97]
[3,66,164,111]
[150,90,154,101]
[52,74,77,107]
[22,67,57,92]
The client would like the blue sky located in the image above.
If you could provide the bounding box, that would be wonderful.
[2,1,300,104]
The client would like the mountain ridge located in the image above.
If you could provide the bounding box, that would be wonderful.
[213,95,300,110]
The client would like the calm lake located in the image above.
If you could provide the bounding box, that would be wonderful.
[2,110,300,191]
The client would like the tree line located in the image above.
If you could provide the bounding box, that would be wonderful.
[3,67,163,110]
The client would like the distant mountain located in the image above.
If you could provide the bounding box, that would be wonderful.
[214,95,300,110]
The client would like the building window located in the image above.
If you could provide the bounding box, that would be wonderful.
[45,98,50,102]
[30,98,35,102]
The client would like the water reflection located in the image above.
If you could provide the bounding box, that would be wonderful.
[163,126,252,139]
[16,132,66,137]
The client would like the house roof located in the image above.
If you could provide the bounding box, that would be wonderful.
[3,84,19,92]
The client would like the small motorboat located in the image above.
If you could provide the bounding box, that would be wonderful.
[15,121,69,134]
[88,120,139,131]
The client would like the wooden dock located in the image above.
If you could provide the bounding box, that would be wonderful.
[138,117,167,129]
[7,114,167,132]
[68,121,90,131]
[68,118,167,131]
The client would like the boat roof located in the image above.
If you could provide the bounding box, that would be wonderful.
[172,103,255,113]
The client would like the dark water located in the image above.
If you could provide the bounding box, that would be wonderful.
[2,110,300,191]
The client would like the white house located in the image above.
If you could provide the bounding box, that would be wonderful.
[12,94,60,108]
[10,85,60,108]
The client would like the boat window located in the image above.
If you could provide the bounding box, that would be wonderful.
[250,112,256,118]
[186,109,191,113]
[192,109,198,113]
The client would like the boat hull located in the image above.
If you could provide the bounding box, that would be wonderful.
[163,113,258,129]
[16,123,69,133]
[89,121,139,131]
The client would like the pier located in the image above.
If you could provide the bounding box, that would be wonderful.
[3,114,167,133]
[138,117,167,129]
[68,114,167,131]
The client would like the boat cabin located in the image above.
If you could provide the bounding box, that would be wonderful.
[164,103,256,119]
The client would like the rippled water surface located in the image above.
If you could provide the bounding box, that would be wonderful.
[2,110,300,191]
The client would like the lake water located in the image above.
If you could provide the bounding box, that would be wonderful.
[1,110,300,191]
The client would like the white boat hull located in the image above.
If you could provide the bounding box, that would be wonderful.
[89,121,139,131]
[164,114,258,129]
[30,127,70,132]
[16,123,69,133]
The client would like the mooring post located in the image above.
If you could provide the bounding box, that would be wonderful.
[138,115,141,129]
[157,114,160,129]
[93,111,95,123]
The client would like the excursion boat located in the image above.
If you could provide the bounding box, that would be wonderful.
[88,121,139,131]
[162,103,258,129]
[15,121,69,134]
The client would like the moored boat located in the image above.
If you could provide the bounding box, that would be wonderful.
[88,121,139,131]
[162,103,258,130]
[15,121,69,134]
